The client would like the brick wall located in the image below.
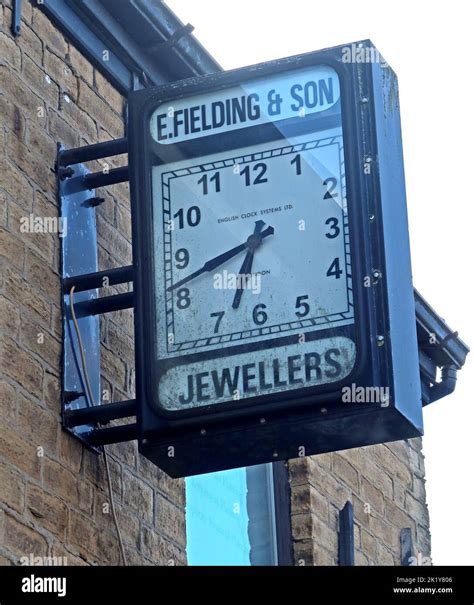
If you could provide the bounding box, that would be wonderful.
[0,0,186,566]
[289,438,430,565]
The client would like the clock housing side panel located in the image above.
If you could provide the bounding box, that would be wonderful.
[369,59,422,431]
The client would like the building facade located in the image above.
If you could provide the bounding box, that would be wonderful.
[0,0,430,566]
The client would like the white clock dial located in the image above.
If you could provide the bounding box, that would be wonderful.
[153,128,353,361]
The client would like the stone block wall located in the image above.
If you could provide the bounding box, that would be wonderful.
[0,0,186,566]
[289,439,430,565]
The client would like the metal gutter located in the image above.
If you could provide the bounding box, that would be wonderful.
[38,0,221,96]
[414,289,469,370]
[414,289,469,405]
[133,0,222,76]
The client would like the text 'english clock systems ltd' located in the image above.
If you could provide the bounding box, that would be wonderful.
[129,40,423,478]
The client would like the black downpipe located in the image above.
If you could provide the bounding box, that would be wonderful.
[428,365,457,404]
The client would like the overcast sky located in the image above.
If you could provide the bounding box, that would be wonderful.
[167,0,473,565]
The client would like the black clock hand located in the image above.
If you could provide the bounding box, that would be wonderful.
[232,220,264,309]
[167,221,274,292]
[167,241,247,292]
[232,250,254,309]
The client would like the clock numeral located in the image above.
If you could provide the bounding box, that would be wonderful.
[252,303,268,326]
[295,295,310,318]
[176,287,191,309]
[198,172,221,195]
[323,177,338,200]
[325,217,340,239]
[175,248,189,269]
[290,153,302,175]
[174,206,201,229]
[210,311,225,333]
[240,162,268,186]
[327,257,343,279]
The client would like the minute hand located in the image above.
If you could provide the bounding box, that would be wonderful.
[167,226,274,292]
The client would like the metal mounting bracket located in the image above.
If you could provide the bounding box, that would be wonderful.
[58,139,138,451]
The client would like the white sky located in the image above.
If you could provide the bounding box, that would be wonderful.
[166,0,473,565]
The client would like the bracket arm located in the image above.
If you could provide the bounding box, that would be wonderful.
[64,399,137,428]
[63,265,134,294]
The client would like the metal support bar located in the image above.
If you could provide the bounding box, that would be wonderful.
[64,399,137,428]
[11,0,22,36]
[400,527,414,566]
[73,292,134,317]
[63,265,134,294]
[338,501,354,566]
[88,423,139,446]
[83,196,105,208]
[66,166,130,192]
[59,138,128,166]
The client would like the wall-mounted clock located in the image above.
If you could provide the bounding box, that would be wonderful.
[129,41,422,477]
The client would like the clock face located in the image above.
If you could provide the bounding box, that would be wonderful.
[149,67,358,411]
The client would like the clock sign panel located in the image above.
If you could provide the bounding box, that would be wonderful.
[129,42,423,477]
[148,66,358,412]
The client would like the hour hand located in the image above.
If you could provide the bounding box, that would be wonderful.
[232,220,264,309]
[232,250,254,309]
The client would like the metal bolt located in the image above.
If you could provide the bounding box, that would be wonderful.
[142,438,148,445]
[59,166,74,180]
[365,156,373,163]
[272,451,278,458]
[200,428,207,436]
[376,335,385,347]
[321,407,328,414]
[260,418,266,424]
[372,269,382,282]
[369,214,375,222]
[361,97,369,104]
